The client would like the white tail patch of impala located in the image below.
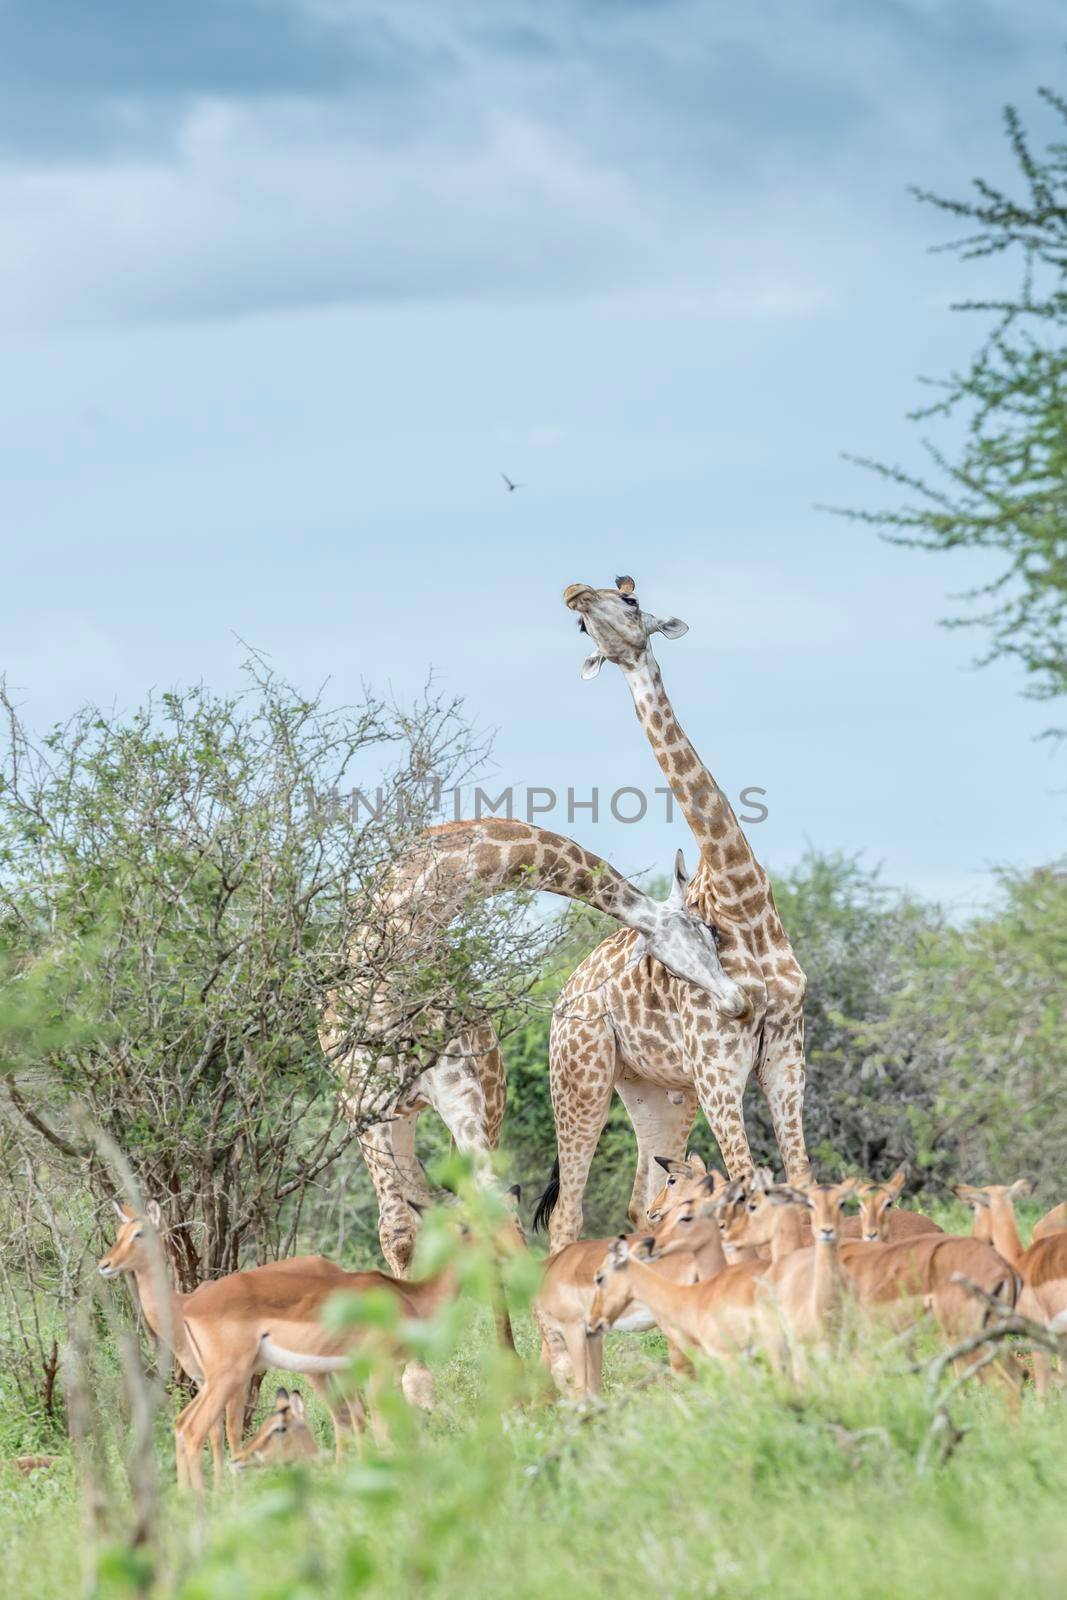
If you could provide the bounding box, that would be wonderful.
[259,1335,349,1375]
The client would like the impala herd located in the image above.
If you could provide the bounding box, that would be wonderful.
[96,1161,1067,1490]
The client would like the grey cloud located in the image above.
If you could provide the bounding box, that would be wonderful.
[0,0,1061,324]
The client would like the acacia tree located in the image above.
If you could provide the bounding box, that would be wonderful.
[840,82,1067,722]
[0,660,552,1289]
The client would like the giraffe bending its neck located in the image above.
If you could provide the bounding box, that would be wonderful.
[320,819,744,1274]
[537,578,810,1254]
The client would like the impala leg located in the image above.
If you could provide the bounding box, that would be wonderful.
[546,1015,616,1253]
[667,1339,695,1378]
[584,1329,605,1398]
[614,1076,698,1227]
[180,1364,255,1495]
[224,1390,246,1457]
[560,1321,592,1402]
[209,1418,226,1480]
[307,1375,349,1462]
[755,1019,811,1183]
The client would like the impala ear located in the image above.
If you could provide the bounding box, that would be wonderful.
[288,1392,306,1421]
[111,1199,127,1220]
[655,1156,691,1177]
[952,1184,989,1209]
[607,1236,630,1268]
[886,1165,908,1197]
[275,1387,290,1406]
[685,1152,707,1176]
[146,1200,162,1228]
[581,652,604,680]
[753,1166,775,1190]
[1010,1178,1034,1199]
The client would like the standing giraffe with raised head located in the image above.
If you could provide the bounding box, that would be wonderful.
[539,576,809,1252]
[320,817,745,1274]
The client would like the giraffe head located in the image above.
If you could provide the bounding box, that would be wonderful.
[639,850,750,1017]
[563,576,688,678]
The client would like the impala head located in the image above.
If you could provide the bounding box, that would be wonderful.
[718,1168,779,1252]
[769,1178,858,1245]
[587,1236,653,1334]
[563,575,688,677]
[857,1165,908,1242]
[231,1389,317,1471]
[647,1152,727,1223]
[951,1179,1032,1243]
[650,1180,730,1257]
[98,1199,163,1278]
[637,851,750,1019]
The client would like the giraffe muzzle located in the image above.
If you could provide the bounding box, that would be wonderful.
[563,583,596,611]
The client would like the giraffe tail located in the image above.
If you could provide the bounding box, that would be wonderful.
[532,1158,560,1234]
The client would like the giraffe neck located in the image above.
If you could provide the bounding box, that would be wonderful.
[619,652,768,925]
[408,821,660,936]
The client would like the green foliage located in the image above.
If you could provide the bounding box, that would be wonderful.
[849,863,1067,1184]
[4,1305,1067,1600]
[838,81,1067,719]
[0,663,549,1282]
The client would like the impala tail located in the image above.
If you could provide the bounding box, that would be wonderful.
[533,1158,560,1234]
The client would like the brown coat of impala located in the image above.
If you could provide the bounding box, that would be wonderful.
[954,1181,1067,1376]
[98,1202,351,1478]
[175,1207,527,1494]
[535,1181,728,1400]
[231,1388,319,1469]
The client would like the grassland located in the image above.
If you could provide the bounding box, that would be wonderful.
[2,1203,1065,1600]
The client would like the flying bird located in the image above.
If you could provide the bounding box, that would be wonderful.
[501,473,524,493]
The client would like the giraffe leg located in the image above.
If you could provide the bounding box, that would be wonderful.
[690,1033,758,1179]
[361,1109,433,1276]
[755,1017,810,1182]
[421,1037,496,1170]
[547,1012,617,1253]
[468,1024,507,1149]
[614,1075,698,1227]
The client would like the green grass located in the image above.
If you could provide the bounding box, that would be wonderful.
[3,1200,1064,1599]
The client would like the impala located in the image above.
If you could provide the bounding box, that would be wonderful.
[954,1180,1067,1392]
[534,1194,727,1400]
[173,1204,526,1493]
[854,1167,942,1244]
[1032,1201,1067,1242]
[99,1201,353,1478]
[585,1233,769,1367]
[231,1388,319,1469]
[726,1179,1017,1370]
[750,1180,859,1369]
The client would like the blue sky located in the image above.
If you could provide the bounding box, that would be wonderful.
[1,0,1064,910]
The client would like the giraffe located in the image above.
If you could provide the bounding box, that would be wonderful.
[538,576,809,1253]
[319,817,744,1274]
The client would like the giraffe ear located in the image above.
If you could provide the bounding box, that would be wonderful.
[615,575,636,594]
[581,652,604,680]
[666,850,690,909]
[649,614,688,641]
